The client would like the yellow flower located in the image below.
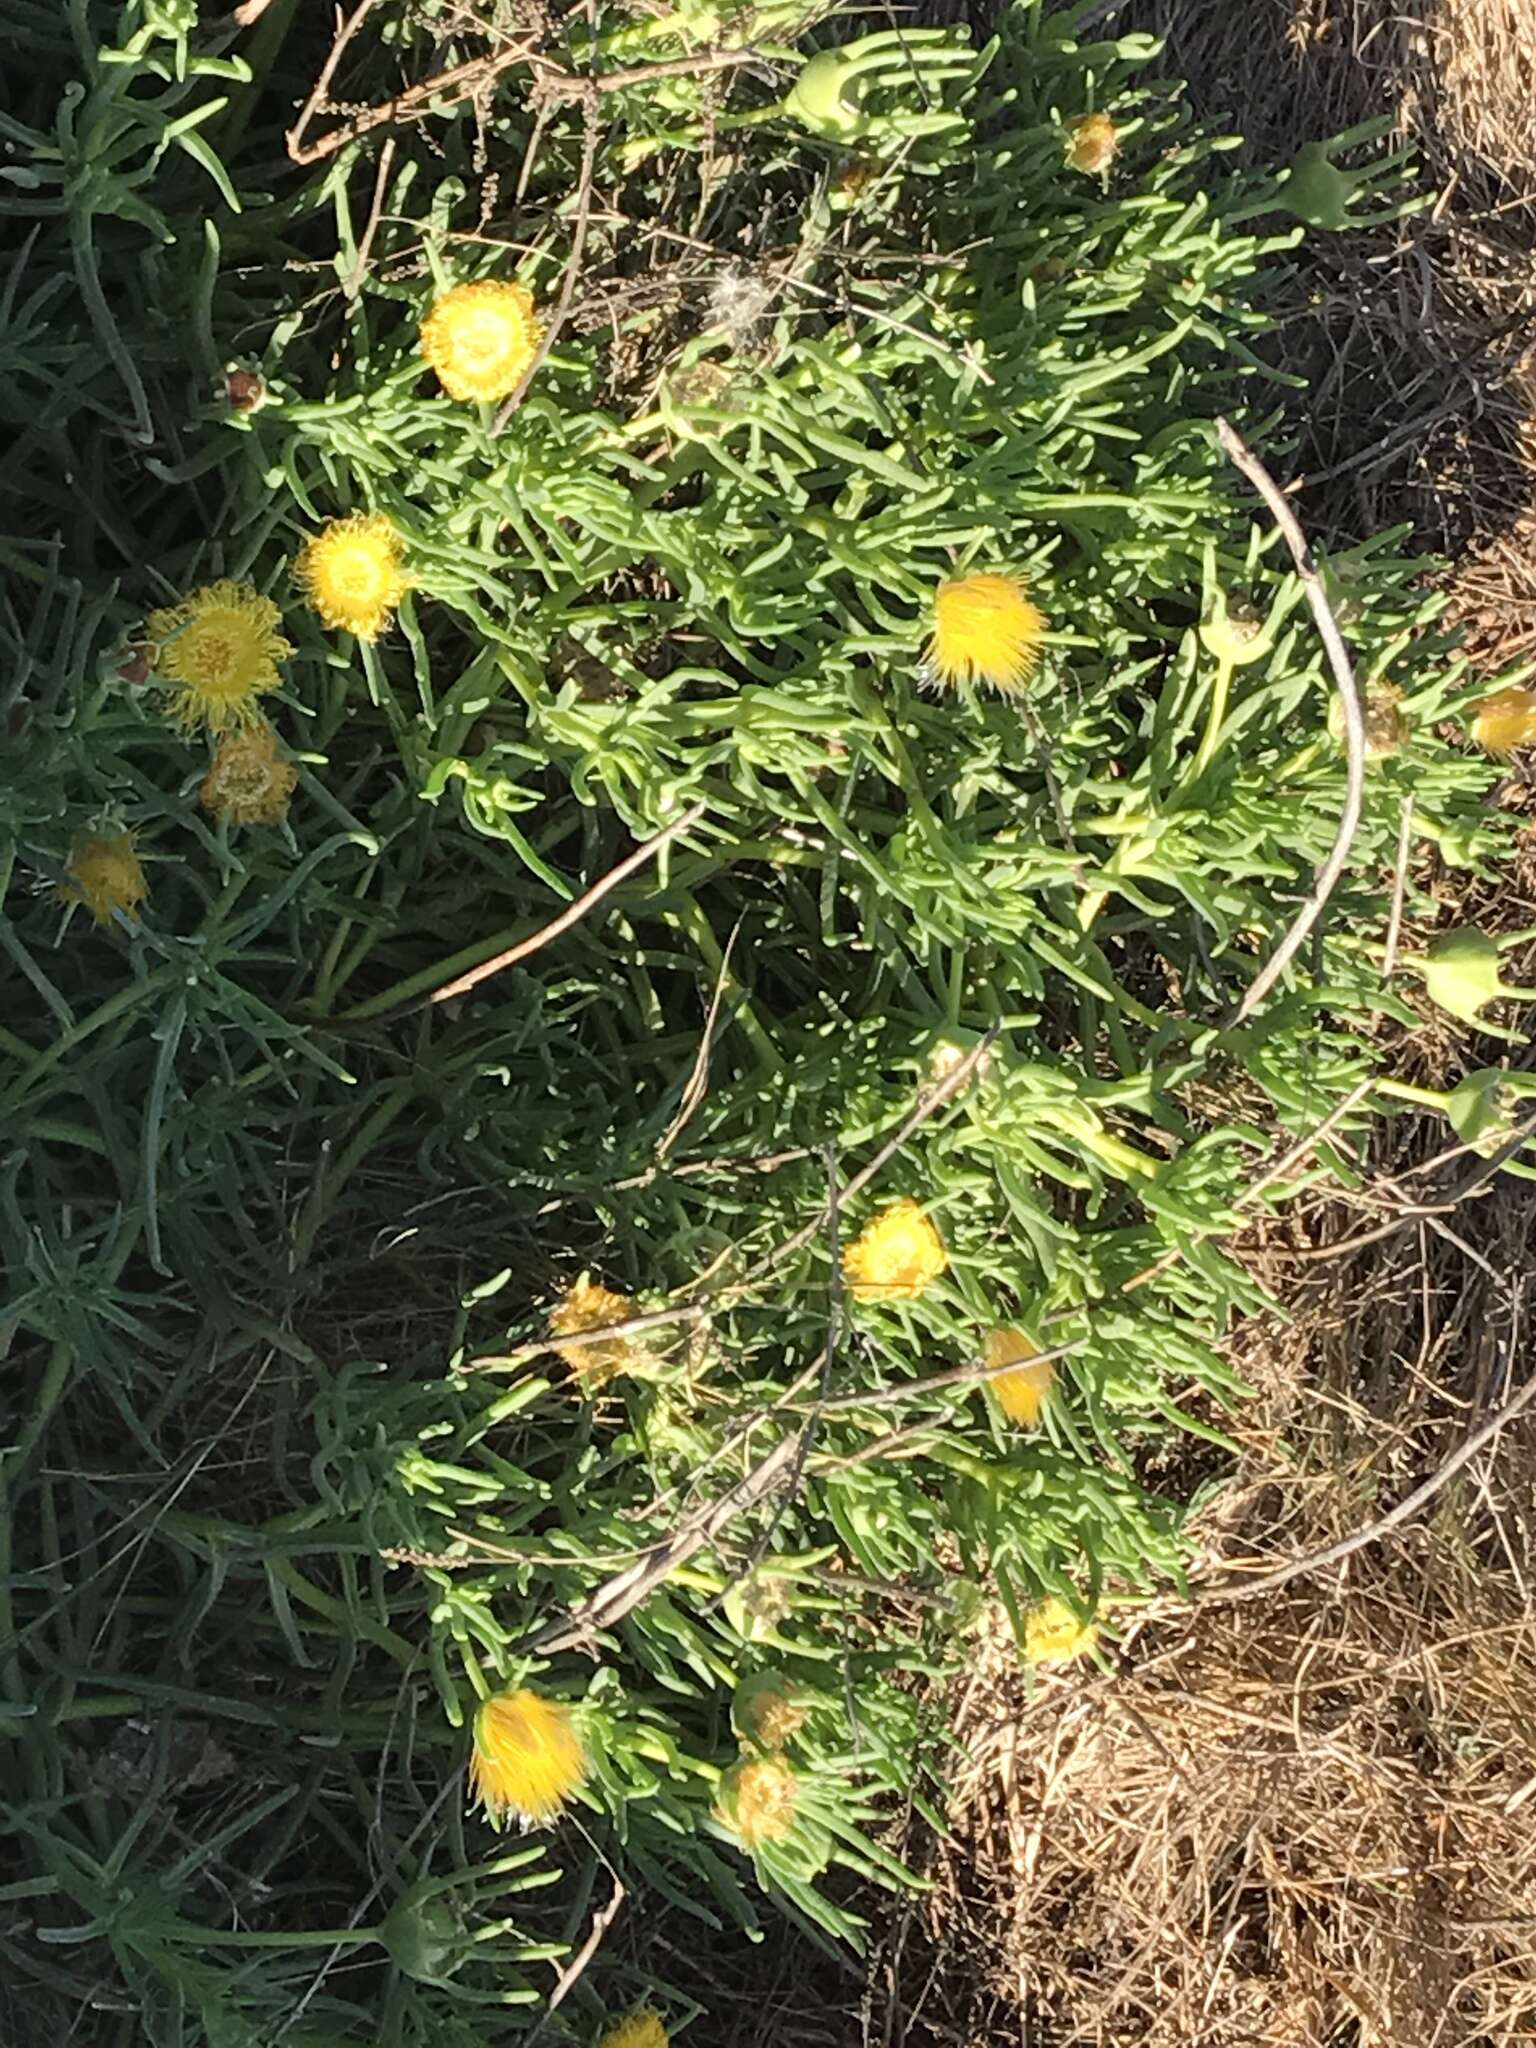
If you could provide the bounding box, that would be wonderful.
[982,1326,1054,1427]
[148,580,291,732]
[549,1273,642,1389]
[596,2008,669,2048]
[1024,1596,1097,1666]
[420,279,541,403]
[1067,111,1119,174]
[1472,685,1536,760]
[295,513,408,642]
[63,832,148,926]
[926,572,1048,695]
[842,1198,948,1304]
[200,723,298,828]
[715,1756,797,1847]
[732,1670,807,1752]
[468,1688,585,1827]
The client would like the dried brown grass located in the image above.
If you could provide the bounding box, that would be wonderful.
[919,1171,1536,2048]
[1124,0,1536,666]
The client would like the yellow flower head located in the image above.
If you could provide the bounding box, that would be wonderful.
[148,580,291,732]
[420,279,541,403]
[549,1273,643,1390]
[596,2008,669,2048]
[200,723,298,828]
[63,832,148,926]
[1472,685,1536,760]
[842,1198,948,1304]
[469,1688,585,1828]
[1068,111,1119,174]
[295,513,408,642]
[732,1670,807,1752]
[1024,1596,1097,1666]
[926,572,1048,695]
[715,1755,798,1847]
[983,1326,1054,1427]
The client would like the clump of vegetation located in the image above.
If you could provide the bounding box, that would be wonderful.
[2,1,1530,2042]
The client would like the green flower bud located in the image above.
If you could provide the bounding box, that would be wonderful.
[1199,595,1276,667]
[1445,1068,1536,1156]
[379,1887,469,1985]
[1416,929,1536,1040]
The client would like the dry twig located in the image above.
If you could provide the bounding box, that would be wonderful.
[524,1876,626,2042]
[1216,417,1367,1024]
[491,91,601,435]
[348,803,704,1023]
[1185,1357,1536,1606]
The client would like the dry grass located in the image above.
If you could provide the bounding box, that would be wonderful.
[1123,0,1536,666]
[913,1160,1536,2048]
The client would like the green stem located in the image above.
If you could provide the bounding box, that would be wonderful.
[1374,1077,1452,1111]
[171,1921,380,1950]
[0,1343,75,1702]
[1189,654,1235,782]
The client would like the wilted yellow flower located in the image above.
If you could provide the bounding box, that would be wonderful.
[842,1198,948,1303]
[983,1326,1054,1427]
[1024,1596,1097,1666]
[1472,685,1536,759]
[468,1688,585,1827]
[148,580,291,732]
[549,1273,642,1388]
[200,723,297,827]
[732,1670,807,1752]
[295,513,408,642]
[63,832,148,926]
[715,1756,798,1847]
[596,2007,669,2048]
[1067,111,1119,173]
[420,279,540,402]
[1328,683,1408,760]
[738,1571,792,1632]
[926,572,1048,695]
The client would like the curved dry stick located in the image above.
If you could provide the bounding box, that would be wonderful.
[426,802,705,1010]
[1187,1358,1536,1606]
[1215,418,1366,1024]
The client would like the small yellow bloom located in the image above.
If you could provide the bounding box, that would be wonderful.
[1067,111,1119,174]
[715,1756,798,1847]
[596,2007,669,2048]
[982,1326,1054,1427]
[1472,685,1536,760]
[1024,1596,1097,1666]
[927,573,1048,695]
[63,832,148,926]
[420,279,541,403]
[842,1198,948,1304]
[200,723,298,828]
[295,513,408,642]
[468,1688,585,1828]
[549,1273,642,1389]
[732,1670,807,1752]
[148,580,291,732]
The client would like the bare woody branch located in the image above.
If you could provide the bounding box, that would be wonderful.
[1215,417,1367,1024]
